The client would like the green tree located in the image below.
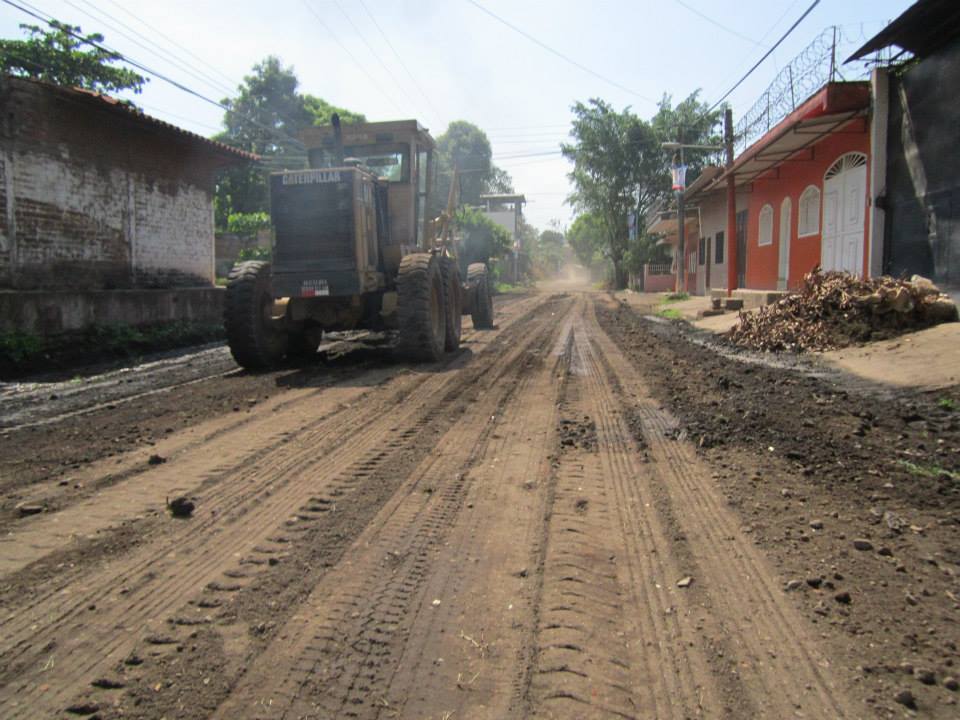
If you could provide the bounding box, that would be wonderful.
[432,121,513,218]
[454,206,512,267]
[303,94,366,127]
[567,212,606,268]
[213,56,364,227]
[563,99,666,288]
[651,91,723,187]
[0,20,145,94]
[535,228,565,276]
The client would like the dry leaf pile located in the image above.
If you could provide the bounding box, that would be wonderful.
[729,269,958,352]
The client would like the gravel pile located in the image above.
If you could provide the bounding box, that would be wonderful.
[729,269,958,352]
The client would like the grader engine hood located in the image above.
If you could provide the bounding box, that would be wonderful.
[269,168,385,298]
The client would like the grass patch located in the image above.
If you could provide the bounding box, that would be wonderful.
[0,320,225,380]
[215,276,229,287]
[0,330,43,364]
[897,459,959,481]
[495,282,528,294]
[662,292,689,303]
[937,397,957,412]
[657,308,682,320]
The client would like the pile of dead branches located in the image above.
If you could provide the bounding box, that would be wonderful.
[729,269,958,352]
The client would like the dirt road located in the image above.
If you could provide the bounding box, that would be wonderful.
[1,290,957,719]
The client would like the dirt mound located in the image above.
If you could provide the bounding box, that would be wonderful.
[729,269,958,352]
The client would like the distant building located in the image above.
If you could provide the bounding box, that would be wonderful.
[0,76,254,292]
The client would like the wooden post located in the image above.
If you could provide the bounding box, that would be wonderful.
[725,108,737,296]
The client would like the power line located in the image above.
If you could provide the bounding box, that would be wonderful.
[357,0,442,125]
[707,0,821,114]
[2,0,306,150]
[63,0,234,97]
[463,0,656,104]
[671,0,763,47]
[300,0,404,115]
[96,0,239,89]
[333,0,417,117]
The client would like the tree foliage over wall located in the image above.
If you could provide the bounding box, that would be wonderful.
[0,20,145,94]
[214,56,365,228]
[562,92,721,288]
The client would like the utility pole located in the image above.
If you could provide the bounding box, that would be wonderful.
[677,147,686,294]
[725,108,738,296]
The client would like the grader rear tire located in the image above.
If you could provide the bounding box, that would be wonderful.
[397,253,446,362]
[224,260,287,370]
[440,256,462,352]
[467,263,494,329]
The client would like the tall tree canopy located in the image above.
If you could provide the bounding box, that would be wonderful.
[562,92,721,288]
[0,20,145,94]
[432,120,513,218]
[562,99,665,288]
[214,56,364,227]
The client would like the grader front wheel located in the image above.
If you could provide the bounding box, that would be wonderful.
[440,256,462,352]
[397,253,446,362]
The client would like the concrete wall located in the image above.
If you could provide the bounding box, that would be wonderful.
[0,287,224,335]
[0,78,228,291]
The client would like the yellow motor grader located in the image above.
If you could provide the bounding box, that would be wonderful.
[223,116,494,369]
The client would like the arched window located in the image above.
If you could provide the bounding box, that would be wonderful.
[798,185,821,237]
[758,204,773,246]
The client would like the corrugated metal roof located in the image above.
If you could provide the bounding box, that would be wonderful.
[846,0,960,61]
[14,77,258,163]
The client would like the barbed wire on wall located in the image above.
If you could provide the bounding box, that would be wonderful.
[732,26,903,153]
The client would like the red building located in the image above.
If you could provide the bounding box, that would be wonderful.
[723,82,873,291]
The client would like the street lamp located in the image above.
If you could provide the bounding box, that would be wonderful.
[662,142,724,293]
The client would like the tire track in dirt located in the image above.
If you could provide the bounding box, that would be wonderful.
[208,299,574,720]
[0,295,556,719]
[524,300,721,720]
[584,296,860,718]
[0,294,543,576]
[374,310,576,720]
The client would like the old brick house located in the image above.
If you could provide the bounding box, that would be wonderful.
[0,76,254,292]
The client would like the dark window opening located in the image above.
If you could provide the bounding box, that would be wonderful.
[698,237,706,265]
[715,230,725,264]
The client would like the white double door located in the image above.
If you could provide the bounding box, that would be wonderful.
[822,153,867,275]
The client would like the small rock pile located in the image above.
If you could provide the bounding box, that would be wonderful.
[729,269,958,352]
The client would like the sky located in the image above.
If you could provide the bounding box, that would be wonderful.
[0,0,916,230]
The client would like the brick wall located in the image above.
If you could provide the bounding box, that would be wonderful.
[0,78,235,290]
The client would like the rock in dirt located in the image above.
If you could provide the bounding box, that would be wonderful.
[853,538,874,551]
[167,496,195,518]
[834,591,852,605]
[729,269,958,352]
[65,701,100,715]
[894,689,917,709]
[915,668,936,685]
[944,676,959,691]
[16,503,44,517]
[676,576,694,588]
[148,453,167,466]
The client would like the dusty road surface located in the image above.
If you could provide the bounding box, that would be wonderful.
[1,290,958,719]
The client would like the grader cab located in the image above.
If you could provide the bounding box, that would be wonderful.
[223,117,494,370]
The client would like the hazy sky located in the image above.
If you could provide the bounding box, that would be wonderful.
[1,0,915,229]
